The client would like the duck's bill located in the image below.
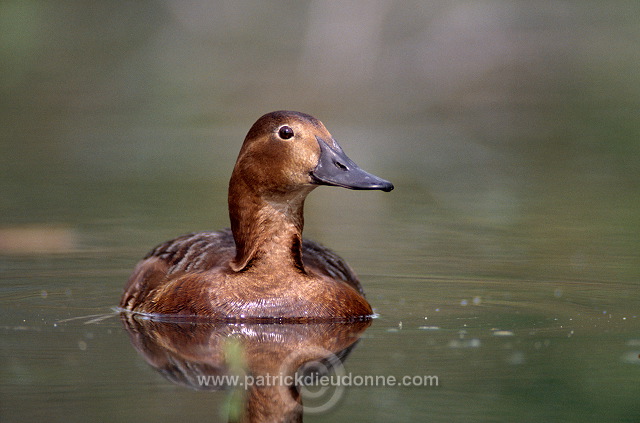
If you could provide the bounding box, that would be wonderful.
[310,137,394,192]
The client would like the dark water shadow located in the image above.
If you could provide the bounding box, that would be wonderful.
[120,313,371,422]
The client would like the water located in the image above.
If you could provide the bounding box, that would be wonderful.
[2,2,640,422]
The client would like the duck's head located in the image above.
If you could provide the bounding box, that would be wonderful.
[232,110,394,196]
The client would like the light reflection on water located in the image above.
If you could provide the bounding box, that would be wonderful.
[2,204,639,422]
[2,1,640,422]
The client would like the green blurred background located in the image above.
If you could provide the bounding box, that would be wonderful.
[1,1,639,422]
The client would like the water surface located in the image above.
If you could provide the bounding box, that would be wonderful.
[2,2,640,422]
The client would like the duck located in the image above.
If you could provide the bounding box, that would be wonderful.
[120,110,393,322]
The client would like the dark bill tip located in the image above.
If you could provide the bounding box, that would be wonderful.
[311,136,394,192]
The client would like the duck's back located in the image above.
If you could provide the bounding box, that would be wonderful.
[120,228,364,313]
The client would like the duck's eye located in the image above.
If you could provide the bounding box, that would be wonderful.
[278,126,295,140]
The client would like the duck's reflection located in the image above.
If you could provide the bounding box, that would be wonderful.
[120,313,370,422]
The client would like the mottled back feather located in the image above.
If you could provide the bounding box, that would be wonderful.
[140,228,363,294]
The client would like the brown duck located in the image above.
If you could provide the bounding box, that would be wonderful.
[120,111,393,321]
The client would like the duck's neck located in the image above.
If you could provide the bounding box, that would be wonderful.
[228,176,314,273]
